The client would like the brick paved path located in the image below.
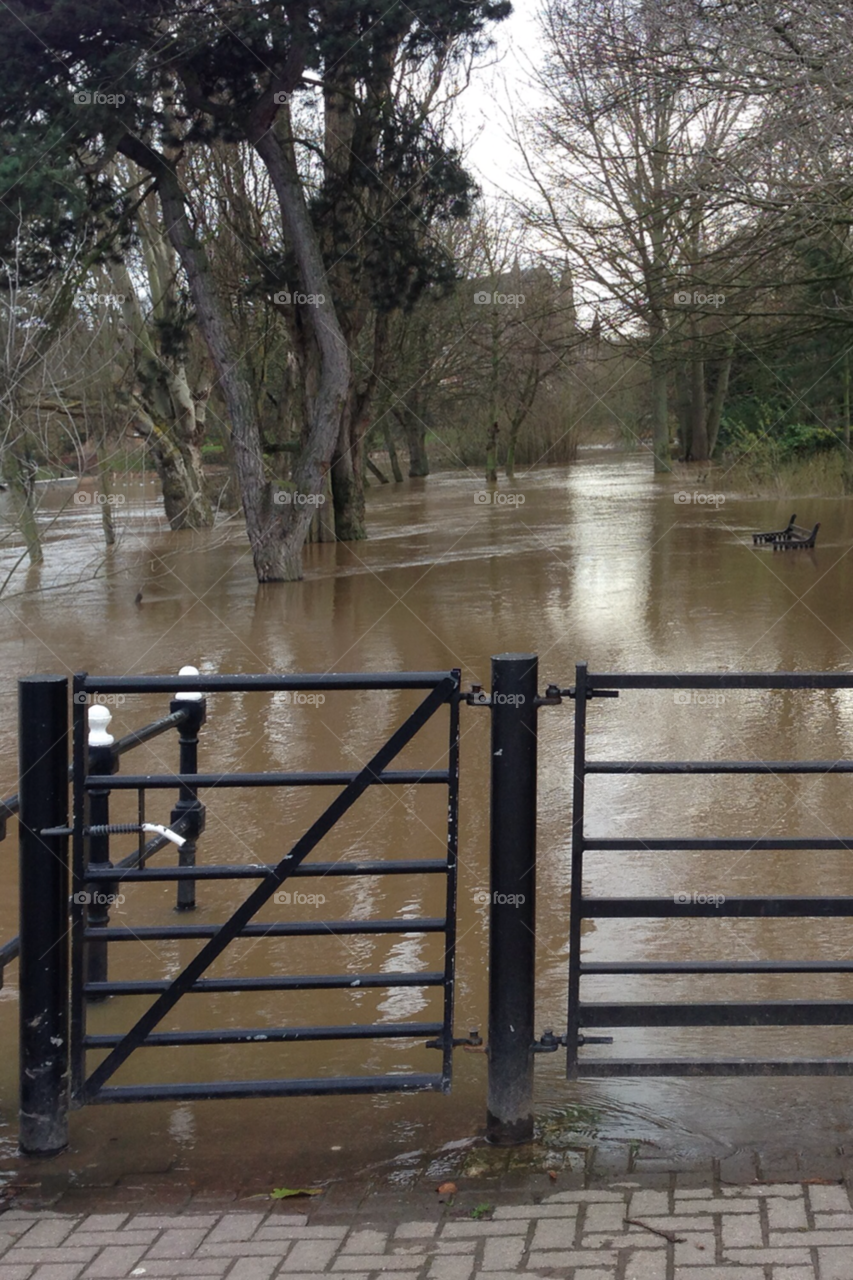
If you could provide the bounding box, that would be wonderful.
[2,1181,853,1280]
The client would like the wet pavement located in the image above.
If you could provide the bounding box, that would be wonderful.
[3,1138,853,1280]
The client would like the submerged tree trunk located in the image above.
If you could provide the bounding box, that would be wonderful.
[706,349,733,457]
[486,420,499,483]
[4,438,42,565]
[384,422,404,482]
[400,410,429,477]
[649,347,671,473]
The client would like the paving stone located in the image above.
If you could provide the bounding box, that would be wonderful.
[721,1213,763,1247]
[480,1237,525,1271]
[572,1273,615,1280]
[442,1225,524,1239]
[332,1258,421,1272]
[581,1205,624,1234]
[66,1235,158,1249]
[256,1229,347,1242]
[807,1186,851,1214]
[622,1253,666,1280]
[394,1227,436,1241]
[530,1220,575,1251]
[672,1200,752,1215]
[2,1253,98,1269]
[280,1242,339,1272]
[816,1247,853,1279]
[769,1269,815,1280]
[342,1232,388,1255]
[425,1259,472,1280]
[673,1232,716,1266]
[12,1228,79,1251]
[128,1262,231,1276]
[0,1267,36,1280]
[29,1269,88,1280]
[672,1271,765,1279]
[542,1192,624,1204]
[79,1246,149,1277]
[526,1250,617,1268]
[204,1214,266,1244]
[719,1186,801,1199]
[72,1221,128,1235]
[812,1212,853,1227]
[724,1249,812,1265]
[628,1192,669,1217]
[127,1218,220,1232]
[145,1228,212,1259]
[226,1262,279,1280]
[765,1198,808,1230]
[771,1231,853,1246]
[491,1208,576,1220]
[582,1235,665,1250]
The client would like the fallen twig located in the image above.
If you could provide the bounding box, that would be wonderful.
[625,1217,686,1243]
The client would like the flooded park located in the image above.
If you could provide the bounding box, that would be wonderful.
[3,448,853,1194]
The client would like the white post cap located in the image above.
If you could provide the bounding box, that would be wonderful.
[175,664,203,701]
[88,704,114,746]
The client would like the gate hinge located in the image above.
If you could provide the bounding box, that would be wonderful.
[532,1028,614,1051]
[539,685,620,704]
[464,684,490,706]
[425,1028,483,1049]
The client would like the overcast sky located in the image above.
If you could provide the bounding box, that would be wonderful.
[453,2,545,202]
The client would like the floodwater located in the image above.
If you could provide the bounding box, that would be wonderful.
[3,450,853,1190]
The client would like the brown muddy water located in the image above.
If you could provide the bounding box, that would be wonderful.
[3,449,853,1191]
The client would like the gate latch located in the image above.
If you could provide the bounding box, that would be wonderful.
[532,1028,614,1051]
[539,685,620,704]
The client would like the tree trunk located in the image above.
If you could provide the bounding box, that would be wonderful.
[150,155,309,579]
[402,411,429,477]
[706,350,733,457]
[4,441,42,566]
[649,349,671,473]
[675,364,691,459]
[486,421,499,483]
[331,422,367,541]
[96,450,117,547]
[384,422,404,482]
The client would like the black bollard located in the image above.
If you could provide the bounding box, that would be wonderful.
[170,684,206,911]
[486,654,538,1145]
[18,675,69,1155]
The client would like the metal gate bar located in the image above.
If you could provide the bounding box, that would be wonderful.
[567,662,853,1079]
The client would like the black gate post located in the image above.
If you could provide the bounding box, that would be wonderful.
[18,675,69,1155]
[486,653,538,1145]
[170,675,206,912]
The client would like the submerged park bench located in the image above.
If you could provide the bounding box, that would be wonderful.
[753,513,820,549]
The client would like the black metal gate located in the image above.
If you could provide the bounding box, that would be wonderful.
[69,670,461,1106]
[567,662,853,1079]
